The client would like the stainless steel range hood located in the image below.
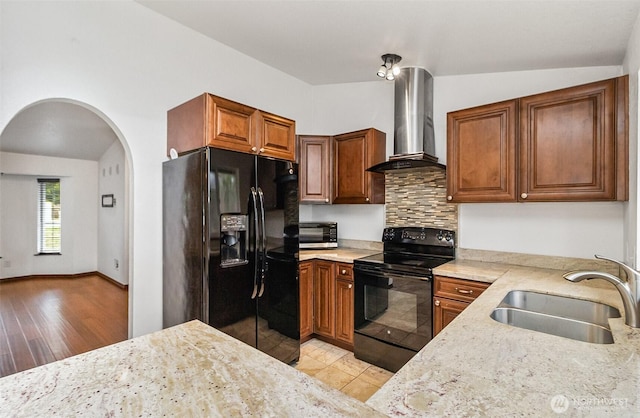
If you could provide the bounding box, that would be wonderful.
[368,67,445,173]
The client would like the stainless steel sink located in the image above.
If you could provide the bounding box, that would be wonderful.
[490,290,621,344]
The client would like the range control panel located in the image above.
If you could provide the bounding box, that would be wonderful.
[382,227,455,247]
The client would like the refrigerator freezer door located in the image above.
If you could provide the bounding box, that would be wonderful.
[208,149,257,347]
[163,149,208,328]
[255,157,300,364]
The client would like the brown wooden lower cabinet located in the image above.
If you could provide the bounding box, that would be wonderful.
[299,259,354,350]
[433,275,490,336]
[299,261,313,340]
[335,277,354,346]
[313,260,336,339]
[433,297,469,336]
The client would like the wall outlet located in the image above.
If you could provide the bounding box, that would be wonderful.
[114,259,119,270]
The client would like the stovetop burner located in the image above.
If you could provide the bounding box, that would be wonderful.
[354,226,455,275]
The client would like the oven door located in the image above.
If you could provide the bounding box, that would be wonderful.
[353,263,433,372]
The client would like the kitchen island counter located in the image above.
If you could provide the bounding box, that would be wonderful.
[367,261,640,417]
[0,320,384,417]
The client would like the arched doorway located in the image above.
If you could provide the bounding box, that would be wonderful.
[0,98,133,337]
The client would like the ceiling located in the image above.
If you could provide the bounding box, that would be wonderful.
[0,102,118,162]
[3,1,639,161]
[138,0,640,85]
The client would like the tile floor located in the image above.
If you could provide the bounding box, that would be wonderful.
[293,339,394,402]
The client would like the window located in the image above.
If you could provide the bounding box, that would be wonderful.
[37,178,61,254]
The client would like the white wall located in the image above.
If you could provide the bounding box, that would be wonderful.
[98,141,127,285]
[623,11,640,268]
[0,152,98,278]
[0,1,312,337]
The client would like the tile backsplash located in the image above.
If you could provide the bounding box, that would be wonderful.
[385,167,458,233]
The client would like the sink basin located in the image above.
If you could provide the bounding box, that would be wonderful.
[499,290,621,327]
[490,290,621,344]
[490,307,615,344]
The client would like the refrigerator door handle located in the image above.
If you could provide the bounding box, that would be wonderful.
[250,187,260,300]
[257,187,267,298]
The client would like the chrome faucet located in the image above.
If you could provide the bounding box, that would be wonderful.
[563,255,640,328]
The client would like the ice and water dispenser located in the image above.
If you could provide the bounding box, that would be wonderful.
[220,214,248,267]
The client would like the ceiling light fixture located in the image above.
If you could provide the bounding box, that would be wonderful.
[377,53,402,81]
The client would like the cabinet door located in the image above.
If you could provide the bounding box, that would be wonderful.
[313,261,336,338]
[206,94,257,155]
[256,111,296,162]
[433,297,468,336]
[447,100,517,202]
[335,277,354,346]
[333,128,386,204]
[299,261,313,339]
[298,136,332,203]
[519,78,619,201]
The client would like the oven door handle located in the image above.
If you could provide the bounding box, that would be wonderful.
[379,271,431,282]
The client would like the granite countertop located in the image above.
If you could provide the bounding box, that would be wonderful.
[0,320,384,417]
[299,247,379,263]
[432,259,510,284]
[367,260,640,417]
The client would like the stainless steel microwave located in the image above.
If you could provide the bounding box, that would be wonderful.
[299,222,338,249]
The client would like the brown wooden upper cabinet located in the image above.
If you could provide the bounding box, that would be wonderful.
[298,135,332,204]
[447,75,628,203]
[167,93,296,162]
[333,128,386,204]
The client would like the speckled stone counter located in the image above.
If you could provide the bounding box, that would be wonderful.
[367,261,640,417]
[0,320,384,417]
[299,248,379,263]
[433,259,510,284]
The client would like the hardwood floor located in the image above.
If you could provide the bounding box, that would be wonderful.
[0,275,128,378]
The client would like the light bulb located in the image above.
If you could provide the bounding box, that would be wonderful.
[386,68,394,80]
[377,65,387,78]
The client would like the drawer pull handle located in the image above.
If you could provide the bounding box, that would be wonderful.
[456,288,473,295]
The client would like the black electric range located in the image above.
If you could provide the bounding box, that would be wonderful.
[353,226,455,372]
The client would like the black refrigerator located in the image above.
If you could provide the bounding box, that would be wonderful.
[162,147,299,364]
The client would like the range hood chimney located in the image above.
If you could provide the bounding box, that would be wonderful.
[368,67,445,173]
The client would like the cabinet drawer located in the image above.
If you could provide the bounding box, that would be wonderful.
[336,263,353,281]
[434,276,489,303]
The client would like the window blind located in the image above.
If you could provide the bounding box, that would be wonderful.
[37,178,61,254]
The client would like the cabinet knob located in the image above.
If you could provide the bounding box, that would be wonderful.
[348,283,352,289]
[434,299,440,307]
[447,196,453,201]
[259,147,265,153]
[341,269,347,275]
[521,193,528,199]
[325,198,329,203]
[365,197,370,202]
[251,146,257,152]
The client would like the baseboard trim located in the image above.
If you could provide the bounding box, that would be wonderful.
[94,272,128,290]
[1,271,128,290]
